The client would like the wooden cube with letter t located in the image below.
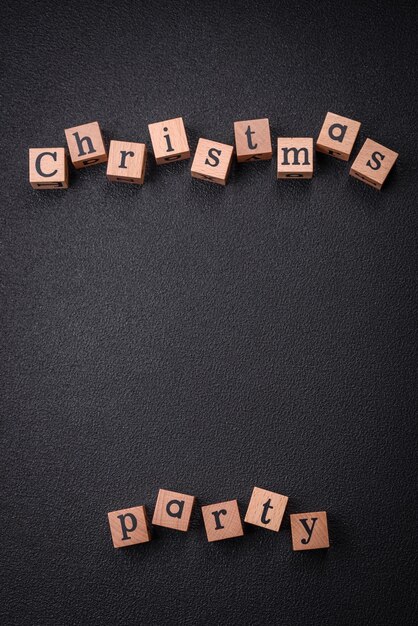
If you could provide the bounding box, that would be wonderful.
[191,138,234,185]
[277,138,314,179]
[107,505,151,548]
[290,511,329,550]
[350,138,398,190]
[106,140,147,184]
[64,121,107,169]
[234,118,272,162]
[148,117,190,164]
[152,489,195,531]
[244,486,288,532]
[316,112,361,161]
[29,147,68,189]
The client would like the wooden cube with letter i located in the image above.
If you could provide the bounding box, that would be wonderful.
[148,117,190,164]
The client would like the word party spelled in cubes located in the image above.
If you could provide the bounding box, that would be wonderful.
[29,112,399,191]
[107,486,330,553]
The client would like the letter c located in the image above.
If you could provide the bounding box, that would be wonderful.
[35,151,58,177]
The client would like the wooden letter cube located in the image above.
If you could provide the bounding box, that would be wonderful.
[234,118,272,162]
[152,489,195,531]
[29,147,68,189]
[290,511,329,551]
[64,121,107,169]
[191,138,234,186]
[201,499,244,542]
[107,505,151,548]
[350,138,398,190]
[148,117,190,165]
[106,140,147,184]
[277,138,314,179]
[244,486,288,532]
[316,112,361,161]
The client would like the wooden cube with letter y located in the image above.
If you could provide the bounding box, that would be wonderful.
[107,505,151,548]
[152,489,195,531]
[202,499,244,542]
[290,511,329,550]
[29,147,68,189]
[277,138,314,179]
[107,140,147,184]
[191,138,234,185]
[350,138,398,190]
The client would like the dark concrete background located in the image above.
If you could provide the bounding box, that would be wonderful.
[1,1,417,624]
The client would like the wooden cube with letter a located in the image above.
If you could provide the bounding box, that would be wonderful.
[107,505,151,548]
[152,488,195,531]
[148,117,190,165]
[106,140,147,184]
[316,112,361,161]
[277,138,314,179]
[202,499,244,542]
[191,138,234,185]
[350,138,398,190]
[29,147,68,189]
[64,121,107,169]
[244,486,288,532]
[234,118,272,162]
[290,511,329,551]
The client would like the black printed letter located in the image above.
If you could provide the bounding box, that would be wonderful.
[35,151,58,177]
[366,151,385,170]
[261,499,273,525]
[205,148,221,167]
[166,499,185,519]
[212,509,227,530]
[119,150,134,169]
[300,517,318,544]
[328,123,347,143]
[72,131,96,157]
[245,125,258,150]
[117,513,137,541]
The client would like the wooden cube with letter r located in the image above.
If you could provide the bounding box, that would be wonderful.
[107,140,147,184]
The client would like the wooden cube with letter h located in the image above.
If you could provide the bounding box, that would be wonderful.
[350,138,398,190]
[290,511,329,550]
[107,140,147,184]
[29,147,68,189]
[202,499,244,541]
[152,489,195,531]
[107,505,151,548]
[277,138,314,178]
[244,486,288,532]
[316,112,361,161]
[191,138,234,185]
[234,118,272,162]
[148,117,190,165]
[64,121,107,169]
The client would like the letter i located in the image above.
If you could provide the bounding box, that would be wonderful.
[163,127,174,153]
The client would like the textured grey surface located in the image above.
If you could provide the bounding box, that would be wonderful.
[1,1,417,624]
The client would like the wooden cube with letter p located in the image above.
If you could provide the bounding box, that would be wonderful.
[148,117,190,165]
[202,499,244,542]
[29,147,68,189]
[234,118,272,162]
[290,511,329,551]
[191,138,234,185]
[64,121,107,169]
[316,112,361,161]
[152,489,195,531]
[350,138,398,190]
[277,138,314,179]
[106,140,147,184]
[107,505,151,548]
[244,486,288,532]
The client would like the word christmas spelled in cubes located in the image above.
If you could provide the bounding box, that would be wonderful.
[107,486,330,552]
[148,117,190,164]
[29,111,399,191]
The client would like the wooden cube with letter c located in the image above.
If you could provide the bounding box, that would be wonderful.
[29,147,68,189]
[201,499,244,542]
[106,140,147,184]
[64,121,107,169]
[316,112,361,161]
[107,505,151,548]
[350,138,398,190]
[148,117,190,165]
[290,511,329,551]
[152,488,195,531]
[191,138,234,185]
